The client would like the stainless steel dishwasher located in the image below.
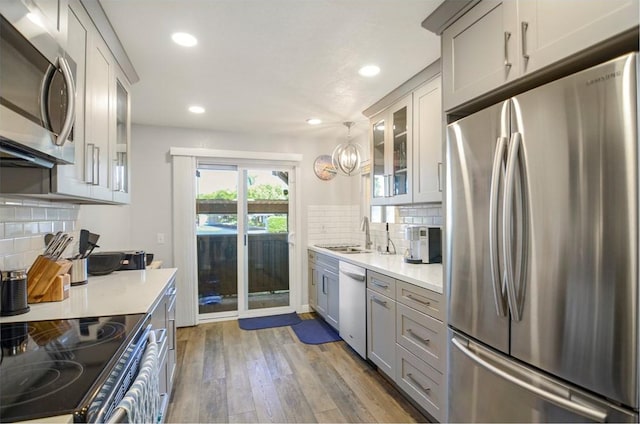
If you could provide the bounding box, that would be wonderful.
[338,261,366,358]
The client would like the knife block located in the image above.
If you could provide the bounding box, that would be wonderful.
[27,257,72,303]
[39,274,70,302]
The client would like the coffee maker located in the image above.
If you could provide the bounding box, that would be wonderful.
[404,226,423,263]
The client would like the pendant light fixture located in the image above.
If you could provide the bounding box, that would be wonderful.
[331,121,362,176]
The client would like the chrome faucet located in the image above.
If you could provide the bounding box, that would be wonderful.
[361,216,372,249]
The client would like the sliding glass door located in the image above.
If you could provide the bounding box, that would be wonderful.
[196,166,239,314]
[245,168,290,310]
[196,163,291,319]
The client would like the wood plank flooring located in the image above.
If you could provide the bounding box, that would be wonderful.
[166,314,429,423]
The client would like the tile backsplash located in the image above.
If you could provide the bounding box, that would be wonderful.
[307,203,443,254]
[0,197,79,271]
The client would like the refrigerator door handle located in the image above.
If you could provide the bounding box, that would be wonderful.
[451,337,608,422]
[503,131,522,321]
[489,136,508,317]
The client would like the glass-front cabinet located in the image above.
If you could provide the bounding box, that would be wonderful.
[371,95,413,205]
[111,72,131,203]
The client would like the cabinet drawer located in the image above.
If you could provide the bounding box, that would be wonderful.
[367,271,396,298]
[396,345,444,422]
[396,303,445,372]
[396,280,443,321]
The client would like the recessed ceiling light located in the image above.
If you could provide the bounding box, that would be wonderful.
[172,32,198,47]
[359,65,380,77]
[189,105,205,114]
[306,118,322,125]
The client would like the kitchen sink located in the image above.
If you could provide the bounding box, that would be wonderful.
[315,244,372,254]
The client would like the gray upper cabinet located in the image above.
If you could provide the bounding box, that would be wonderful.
[442,0,519,112]
[517,0,639,75]
[0,0,133,204]
[371,95,414,205]
[442,0,639,111]
[32,0,68,46]
[111,71,131,204]
[412,76,443,203]
[53,0,90,199]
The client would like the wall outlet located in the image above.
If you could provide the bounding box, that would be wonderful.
[157,233,165,244]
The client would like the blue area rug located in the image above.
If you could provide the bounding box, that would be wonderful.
[238,312,302,330]
[291,317,342,345]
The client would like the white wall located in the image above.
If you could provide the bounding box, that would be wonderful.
[78,124,363,268]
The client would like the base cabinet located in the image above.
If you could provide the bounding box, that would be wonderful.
[310,251,339,330]
[367,288,396,378]
[364,269,446,422]
[396,345,444,422]
[148,276,177,422]
[307,251,318,310]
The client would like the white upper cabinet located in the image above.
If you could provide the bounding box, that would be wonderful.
[111,70,131,204]
[53,1,90,198]
[86,33,113,202]
[412,77,443,204]
[371,95,414,205]
[442,0,639,111]
[517,0,639,75]
[442,0,518,112]
[32,0,68,46]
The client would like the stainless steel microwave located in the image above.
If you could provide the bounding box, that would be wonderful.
[0,11,76,168]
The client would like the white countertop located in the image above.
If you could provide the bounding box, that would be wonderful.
[308,246,443,294]
[1,268,177,323]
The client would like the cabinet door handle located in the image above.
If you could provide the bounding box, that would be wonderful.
[521,21,530,60]
[406,294,431,306]
[86,143,95,184]
[93,146,100,186]
[322,276,326,294]
[372,296,387,307]
[370,280,389,289]
[437,162,443,192]
[504,31,512,70]
[407,373,431,394]
[169,317,176,350]
[407,328,431,345]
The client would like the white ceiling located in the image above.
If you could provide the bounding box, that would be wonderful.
[100,0,443,139]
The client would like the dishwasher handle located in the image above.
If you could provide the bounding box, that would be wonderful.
[340,269,366,282]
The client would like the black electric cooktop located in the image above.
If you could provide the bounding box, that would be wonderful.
[0,314,146,422]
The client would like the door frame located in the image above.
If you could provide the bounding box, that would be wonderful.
[170,147,302,327]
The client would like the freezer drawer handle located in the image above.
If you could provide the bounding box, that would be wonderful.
[406,294,430,306]
[407,373,431,394]
[451,337,608,422]
[407,329,430,345]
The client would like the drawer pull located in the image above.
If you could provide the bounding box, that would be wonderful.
[407,373,431,394]
[406,294,431,306]
[407,329,430,345]
[371,280,389,289]
[372,297,388,306]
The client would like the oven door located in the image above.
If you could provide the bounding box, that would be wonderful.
[0,14,76,166]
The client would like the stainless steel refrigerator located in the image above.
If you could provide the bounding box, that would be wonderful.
[445,52,638,422]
